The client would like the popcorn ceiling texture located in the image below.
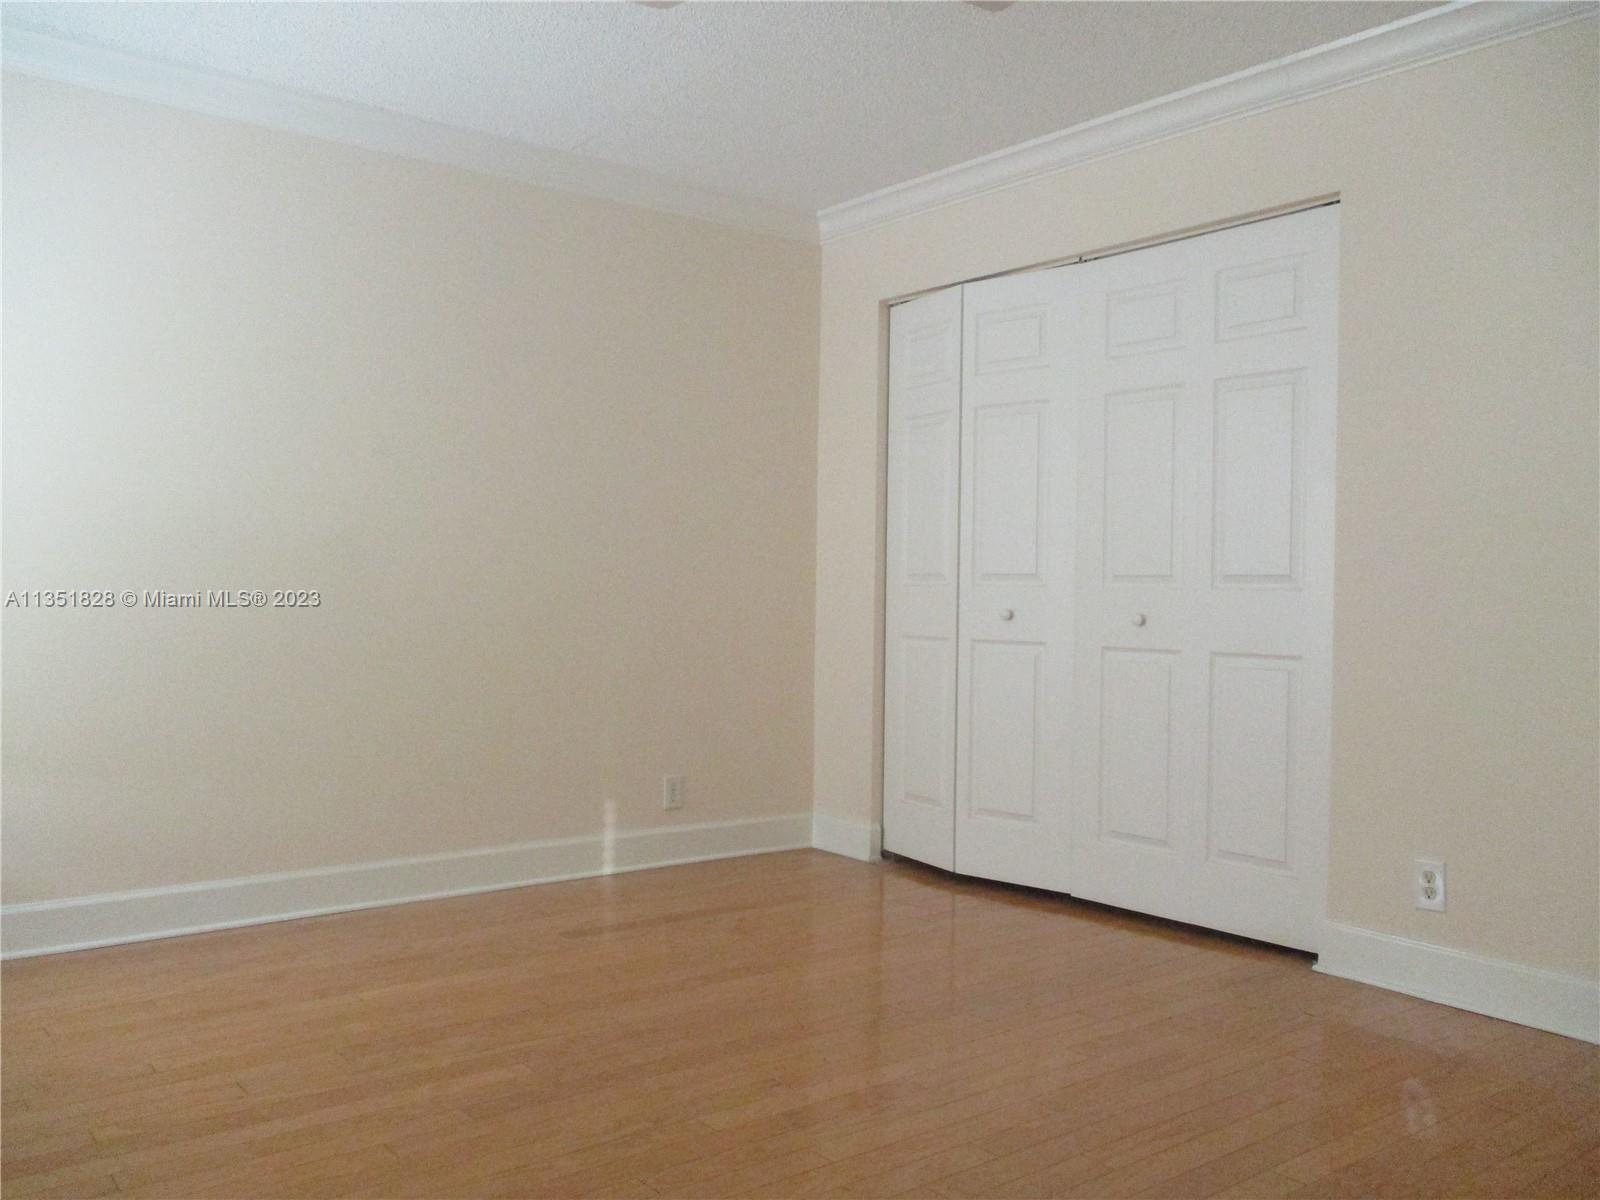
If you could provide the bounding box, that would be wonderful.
[2,1,1426,213]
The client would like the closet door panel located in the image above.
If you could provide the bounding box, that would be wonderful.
[971,403,1045,580]
[1103,387,1180,583]
[1098,648,1178,848]
[954,269,1073,893]
[883,287,962,871]
[967,640,1043,821]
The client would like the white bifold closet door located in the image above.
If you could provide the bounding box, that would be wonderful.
[1068,206,1336,951]
[883,205,1336,952]
[953,268,1074,892]
[883,274,1073,887]
[883,286,962,871]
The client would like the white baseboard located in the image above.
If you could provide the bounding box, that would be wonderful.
[1315,920,1600,1044]
[22,821,1589,1046]
[0,813,812,959]
[811,813,881,862]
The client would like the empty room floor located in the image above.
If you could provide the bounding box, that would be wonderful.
[3,851,1596,1200]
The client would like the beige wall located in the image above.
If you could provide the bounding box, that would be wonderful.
[2,73,819,902]
[5,20,1597,984]
[814,20,1599,979]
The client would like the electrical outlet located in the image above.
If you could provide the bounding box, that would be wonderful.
[1415,858,1446,911]
[661,775,685,812]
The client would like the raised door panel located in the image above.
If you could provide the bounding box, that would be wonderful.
[1104,387,1180,583]
[1207,654,1296,870]
[1216,255,1306,342]
[974,305,1049,375]
[901,413,958,584]
[1212,372,1302,587]
[1107,281,1184,358]
[972,403,1044,582]
[1097,649,1177,848]
[967,641,1042,822]
[899,315,958,401]
[899,636,954,808]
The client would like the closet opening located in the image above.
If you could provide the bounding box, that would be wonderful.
[883,203,1337,952]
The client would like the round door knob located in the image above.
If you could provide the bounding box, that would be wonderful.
[1000,609,1015,621]
[1132,613,1148,627]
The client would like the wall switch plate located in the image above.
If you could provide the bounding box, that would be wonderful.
[661,775,685,811]
[1415,858,1446,911]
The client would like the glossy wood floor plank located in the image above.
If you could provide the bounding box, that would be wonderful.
[4,850,1595,1199]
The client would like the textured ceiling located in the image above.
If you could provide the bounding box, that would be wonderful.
[2,1,1434,213]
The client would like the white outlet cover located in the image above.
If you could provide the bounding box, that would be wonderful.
[1414,857,1446,912]
[661,775,685,811]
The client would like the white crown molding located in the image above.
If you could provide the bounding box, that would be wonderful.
[5,4,1590,248]
[0,813,813,958]
[1317,921,1600,1044]
[0,25,819,244]
[818,1,1599,243]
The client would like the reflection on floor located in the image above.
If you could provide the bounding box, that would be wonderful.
[4,849,1596,1198]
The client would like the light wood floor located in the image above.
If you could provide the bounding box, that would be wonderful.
[3,850,1596,1200]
